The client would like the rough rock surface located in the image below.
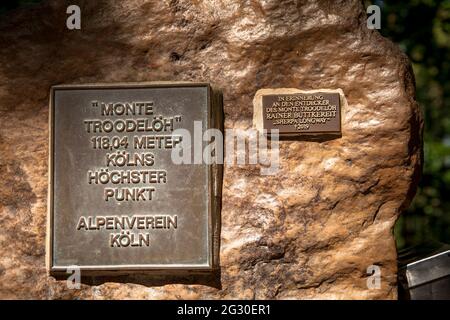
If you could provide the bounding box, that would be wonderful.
[0,0,422,299]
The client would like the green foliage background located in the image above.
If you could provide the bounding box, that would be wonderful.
[1,1,449,249]
[376,0,450,248]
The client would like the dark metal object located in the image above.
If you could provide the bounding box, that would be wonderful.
[47,82,223,275]
[398,242,450,299]
[262,92,341,135]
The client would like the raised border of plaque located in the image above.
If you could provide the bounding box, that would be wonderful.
[253,88,345,137]
[46,82,223,276]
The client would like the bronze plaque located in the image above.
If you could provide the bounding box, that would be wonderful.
[262,92,341,135]
[47,82,222,275]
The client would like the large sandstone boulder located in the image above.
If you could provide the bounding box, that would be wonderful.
[0,0,422,299]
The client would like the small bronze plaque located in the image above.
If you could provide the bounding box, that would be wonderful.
[47,82,222,275]
[262,92,341,135]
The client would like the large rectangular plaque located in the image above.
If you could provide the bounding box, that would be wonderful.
[47,82,222,275]
[261,92,341,135]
